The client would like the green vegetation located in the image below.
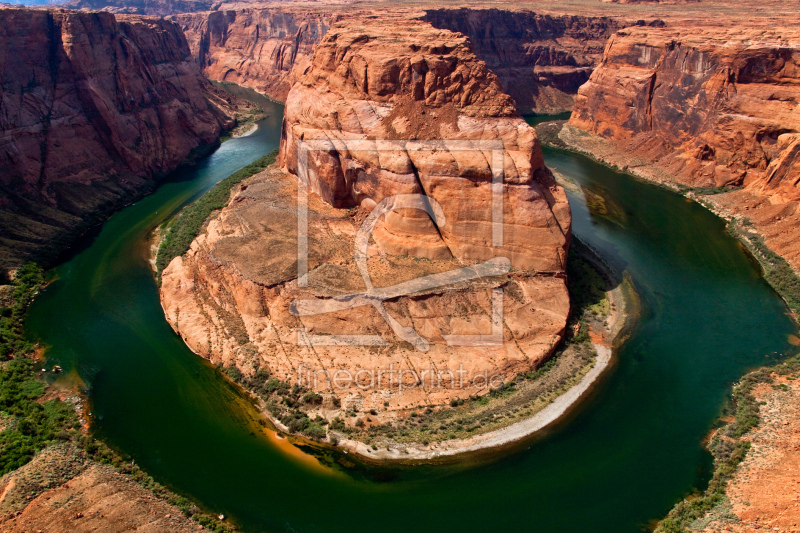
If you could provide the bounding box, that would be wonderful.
[221,364,329,441]
[156,150,278,273]
[0,266,237,531]
[728,220,800,316]
[656,355,800,532]
[0,263,45,357]
[0,357,79,475]
[0,264,78,476]
[676,184,742,196]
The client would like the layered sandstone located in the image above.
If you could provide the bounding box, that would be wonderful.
[160,17,571,416]
[173,6,635,114]
[0,9,233,273]
[173,8,332,101]
[0,445,200,532]
[422,8,625,114]
[568,26,800,268]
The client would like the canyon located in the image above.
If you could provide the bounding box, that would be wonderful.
[159,14,573,416]
[0,8,234,275]
[567,24,800,270]
[1,1,800,532]
[171,6,629,112]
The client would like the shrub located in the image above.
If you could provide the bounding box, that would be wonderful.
[156,150,278,273]
[301,391,322,405]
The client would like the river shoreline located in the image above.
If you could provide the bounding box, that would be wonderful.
[549,121,800,533]
[556,123,800,324]
[146,148,638,463]
[227,249,636,464]
[151,220,636,463]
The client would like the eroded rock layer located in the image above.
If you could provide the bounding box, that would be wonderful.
[173,8,332,101]
[0,9,233,273]
[174,6,635,113]
[422,8,625,114]
[569,26,800,268]
[160,17,571,414]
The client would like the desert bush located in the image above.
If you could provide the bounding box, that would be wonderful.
[157,150,278,273]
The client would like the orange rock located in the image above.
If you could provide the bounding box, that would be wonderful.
[0,9,232,273]
[160,16,571,416]
[569,25,800,269]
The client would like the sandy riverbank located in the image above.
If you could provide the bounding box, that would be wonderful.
[332,268,634,462]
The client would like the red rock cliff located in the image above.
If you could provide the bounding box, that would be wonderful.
[160,16,571,415]
[173,6,637,113]
[568,26,800,268]
[0,9,232,273]
[172,8,332,101]
[280,16,571,271]
[422,8,625,114]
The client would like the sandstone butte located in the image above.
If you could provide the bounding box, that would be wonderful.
[159,15,573,415]
[568,25,800,269]
[171,6,625,112]
[0,8,234,274]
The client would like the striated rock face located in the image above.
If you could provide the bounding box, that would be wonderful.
[173,6,636,114]
[279,17,571,270]
[173,8,332,101]
[0,445,200,533]
[422,8,624,114]
[0,9,232,273]
[569,26,800,268]
[160,17,571,415]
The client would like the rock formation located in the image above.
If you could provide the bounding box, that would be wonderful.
[422,8,625,114]
[0,445,201,532]
[174,6,637,114]
[172,8,332,101]
[568,25,800,268]
[0,8,233,273]
[160,16,571,416]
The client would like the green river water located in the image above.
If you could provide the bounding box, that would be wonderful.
[25,108,798,532]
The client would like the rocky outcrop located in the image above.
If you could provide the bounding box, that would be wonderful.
[0,445,200,532]
[422,8,625,114]
[569,26,800,269]
[0,9,233,273]
[279,16,571,270]
[172,8,332,101]
[173,6,637,114]
[160,16,571,417]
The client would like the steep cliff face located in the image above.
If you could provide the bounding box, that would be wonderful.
[160,17,571,415]
[172,8,332,101]
[173,6,631,114]
[568,26,800,267]
[0,9,232,273]
[279,17,571,270]
[422,8,625,114]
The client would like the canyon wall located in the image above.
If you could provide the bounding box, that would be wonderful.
[422,8,625,114]
[568,26,800,268]
[0,9,232,273]
[173,6,631,113]
[160,16,571,416]
[172,8,332,101]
